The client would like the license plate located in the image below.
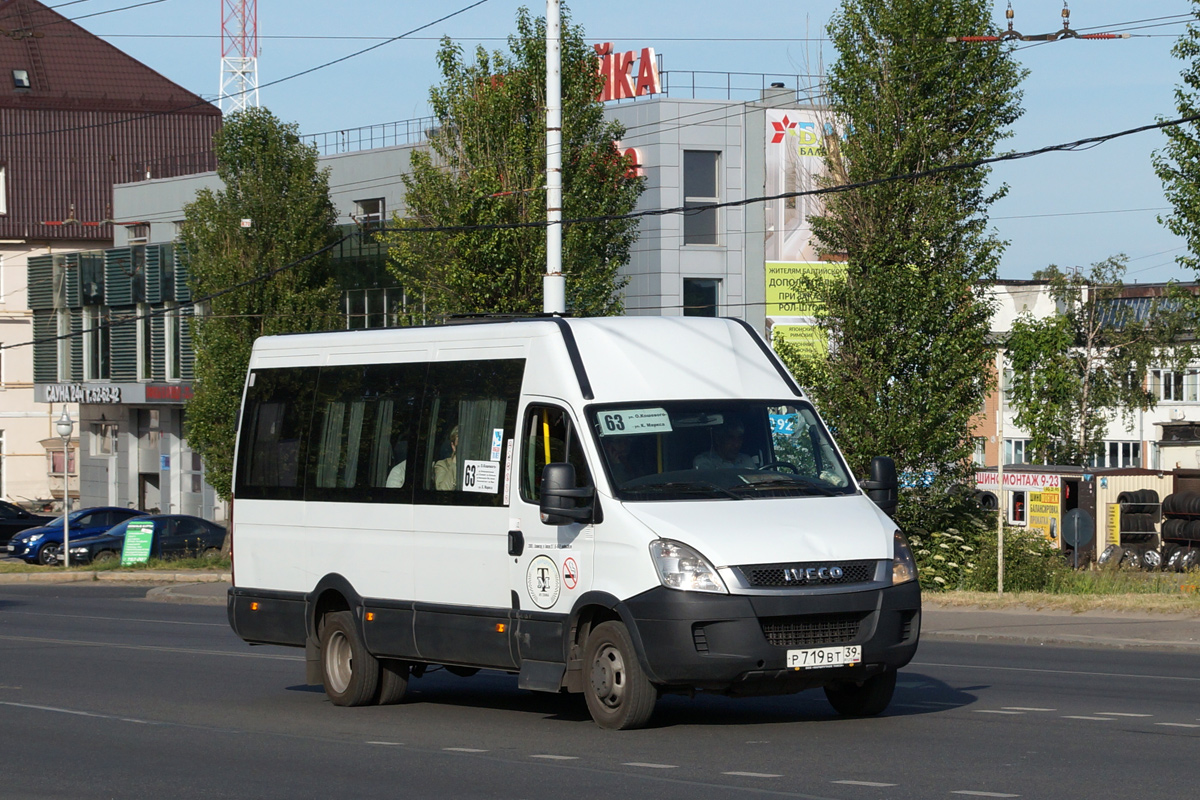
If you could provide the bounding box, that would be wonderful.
[5,544,13,552]
[787,645,861,670]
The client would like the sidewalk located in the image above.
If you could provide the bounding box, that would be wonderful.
[6,570,1200,651]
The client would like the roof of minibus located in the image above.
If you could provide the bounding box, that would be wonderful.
[247,316,803,403]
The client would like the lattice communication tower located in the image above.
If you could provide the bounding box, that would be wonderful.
[219,0,259,114]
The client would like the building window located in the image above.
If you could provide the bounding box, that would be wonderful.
[973,438,987,466]
[138,304,152,381]
[50,448,76,476]
[683,278,720,317]
[125,224,149,244]
[683,150,719,245]
[1003,438,1029,465]
[1089,441,1141,469]
[84,307,110,380]
[166,303,182,380]
[1009,490,1026,525]
[12,70,30,89]
[1151,368,1200,402]
[0,165,6,215]
[355,198,385,232]
[91,423,117,457]
[57,310,70,382]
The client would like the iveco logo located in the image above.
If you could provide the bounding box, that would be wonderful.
[783,566,844,583]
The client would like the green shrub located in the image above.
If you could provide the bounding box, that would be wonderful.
[908,528,981,591]
[965,526,1071,592]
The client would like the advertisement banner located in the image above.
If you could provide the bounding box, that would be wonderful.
[764,109,827,265]
[1027,487,1062,543]
[121,520,155,566]
[765,261,846,317]
[975,472,1061,492]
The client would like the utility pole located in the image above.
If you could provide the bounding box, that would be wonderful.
[220,0,259,115]
[543,0,565,314]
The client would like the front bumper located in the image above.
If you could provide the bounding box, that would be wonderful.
[623,580,920,694]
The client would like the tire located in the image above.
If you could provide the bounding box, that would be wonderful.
[37,544,59,566]
[376,659,410,705]
[1142,549,1163,571]
[824,668,898,717]
[93,550,118,564]
[1168,547,1187,572]
[319,610,380,707]
[1183,549,1200,572]
[202,547,221,560]
[1097,545,1123,567]
[583,621,658,730]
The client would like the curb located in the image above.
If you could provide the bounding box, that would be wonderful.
[0,571,230,584]
[922,630,1200,653]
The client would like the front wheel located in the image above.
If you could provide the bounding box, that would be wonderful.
[320,610,380,707]
[93,550,118,564]
[824,668,897,717]
[37,544,60,566]
[583,621,658,730]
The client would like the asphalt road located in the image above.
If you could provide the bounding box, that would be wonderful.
[1,584,1198,800]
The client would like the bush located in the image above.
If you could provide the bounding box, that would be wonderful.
[965,526,1071,592]
[907,528,981,592]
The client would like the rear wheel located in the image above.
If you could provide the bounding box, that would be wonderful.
[824,668,897,717]
[583,621,658,730]
[93,550,118,564]
[376,659,410,705]
[319,610,380,707]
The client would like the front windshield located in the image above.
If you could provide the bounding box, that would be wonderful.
[588,400,854,501]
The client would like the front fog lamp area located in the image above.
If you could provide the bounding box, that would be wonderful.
[893,530,917,585]
[649,540,728,594]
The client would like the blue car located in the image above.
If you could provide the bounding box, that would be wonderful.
[59,514,226,565]
[6,507,148,565]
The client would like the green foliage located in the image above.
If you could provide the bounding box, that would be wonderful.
[1154,2,1200,273]
[1005,257,1197,466]
[180,107,342,499]
[965,526,1071,593]
[907,527,981,592]
[781,0,1025,533]
[386,5,644,317]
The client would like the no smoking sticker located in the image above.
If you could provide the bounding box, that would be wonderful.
[562,557,578,590]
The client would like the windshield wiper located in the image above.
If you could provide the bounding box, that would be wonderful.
[732,475,839,496]
[626,480,743,500]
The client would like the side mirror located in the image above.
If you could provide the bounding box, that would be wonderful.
[860,456,898,518]
[539,463,595,525]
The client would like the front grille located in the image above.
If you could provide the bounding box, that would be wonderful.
[737,559,878,588]
[760,613,865,647]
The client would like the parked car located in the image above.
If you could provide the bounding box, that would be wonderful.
[59,514,226,565]
[6,507,149,565]
[0,501,54,547]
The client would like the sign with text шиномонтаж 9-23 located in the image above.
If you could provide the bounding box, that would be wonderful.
[120,520,155,565]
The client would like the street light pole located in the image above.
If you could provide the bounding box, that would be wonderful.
[56,409,74,569]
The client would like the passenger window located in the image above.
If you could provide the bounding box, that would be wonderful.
[235,367,319,500]
[521,405,593,503]
[309,363,422,500]
[415,359,523,506]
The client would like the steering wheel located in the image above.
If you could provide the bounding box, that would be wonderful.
[759,461,800,473]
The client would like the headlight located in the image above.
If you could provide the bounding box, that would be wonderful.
[27,533,44,543]
[892,530,917,585]
[649,540,727,594]
[69,548,87,555]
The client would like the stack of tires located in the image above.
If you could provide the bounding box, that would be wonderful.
[1098,490,1162,570]
[1147,491,1200,572]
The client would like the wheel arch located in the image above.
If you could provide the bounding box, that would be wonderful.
[566,591,662,685]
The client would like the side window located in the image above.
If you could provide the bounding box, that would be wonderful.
[415,359,524,506]
[521,405,593,503]
[235,367,319,500]
[308,362,423,502]
[74,513,97,527]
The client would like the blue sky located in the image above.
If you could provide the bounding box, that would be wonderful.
[73,0,1198,283]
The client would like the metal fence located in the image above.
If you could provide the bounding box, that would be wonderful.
[302,117,439,156]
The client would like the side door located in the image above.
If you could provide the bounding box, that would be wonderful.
[160,517,201,557]
[509,403,597,666]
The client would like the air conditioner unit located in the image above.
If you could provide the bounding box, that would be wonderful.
[1171,408,1185,421]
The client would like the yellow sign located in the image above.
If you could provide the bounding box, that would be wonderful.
[1027,488,1061,545]
[772,324,829,360]
[1106,503,1121,547]
[765,261,846,317]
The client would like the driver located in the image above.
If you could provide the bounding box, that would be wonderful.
[693,420,759,470]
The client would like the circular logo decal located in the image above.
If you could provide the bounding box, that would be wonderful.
[526,554,561,609]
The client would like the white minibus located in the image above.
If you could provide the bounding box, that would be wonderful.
[227,316,919,729]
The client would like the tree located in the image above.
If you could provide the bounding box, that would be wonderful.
[1005,257,1196,466]
[385,5,644,318]
[779,0,1025,531]
[1154,1,1200,273]
[181,107,342,500]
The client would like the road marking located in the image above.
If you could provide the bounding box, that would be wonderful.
[445,747,488,753]
[832,780,898,787]
[530,754,578,761]
[624,762,678,769]
[1002,707,1055,712]
[951,792,1020,798]
[1061,716,1114,721]
[0,633,302,661]
[914,660,1200,684]
[367,741,403,746]
[0,701,154,725]
[973,710,1023,715]
[0,609,228,628]
[1096,712,1153,717]
[723,771,783,778]
[1155,722,1200,728]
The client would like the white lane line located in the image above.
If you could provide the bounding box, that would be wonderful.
[1062,716,1114,721]
[0,633,302,661]
[1003,707,1055,712]
[530,754,579,761]
[723,771,783,778]
[832,780,899,787]
[1155,722,1200,728]
[951,792,1020,798]
[624,762,678,769]
[444,747,488,753]
[0,701,155,725]
[367,741,403,746]
[973,710,1023,715]
[914,660,1200,684]
[1096,712,1153,717]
